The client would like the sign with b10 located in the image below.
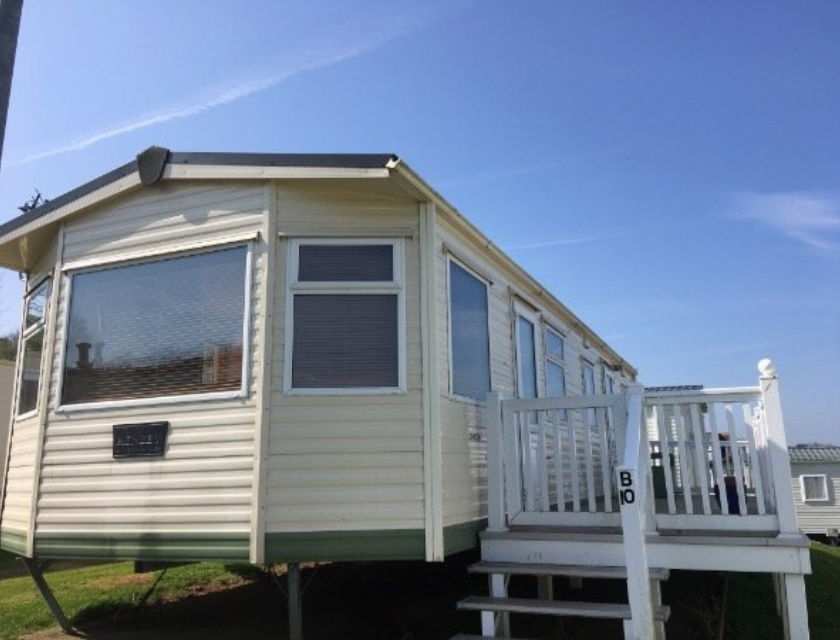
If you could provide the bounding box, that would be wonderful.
[618,470,636,505]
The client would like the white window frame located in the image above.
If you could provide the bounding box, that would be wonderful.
[55,241,254,412]
[582,358,598,427]
[446,255,492,403]
[543,324,567,422]
[800,474,829,502]
[284,238,406,395]
[15,276,51,420]
[513,303,541,402]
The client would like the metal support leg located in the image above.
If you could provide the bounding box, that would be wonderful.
[21,558,73,634]
[288,563,303,640]
[650,579,665,640]
[537,575,554,601]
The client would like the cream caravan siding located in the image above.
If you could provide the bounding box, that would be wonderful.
[791,462,840,535]
[1,411,37,555]
[33,182,266,559]
[265,182,425,537]
[435,216,631,529]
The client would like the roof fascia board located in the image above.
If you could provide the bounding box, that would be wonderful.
[0,171,142,250]
[162,164,391,181]
[391,160,637,378]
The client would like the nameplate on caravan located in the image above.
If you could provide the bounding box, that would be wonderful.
[113,422,169,459]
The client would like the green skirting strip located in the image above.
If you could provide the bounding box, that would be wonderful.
[0,529,28,556]
[443,519,486,556]
[264,520,487,563]
[34,532,249,562]
[265,529,426,563]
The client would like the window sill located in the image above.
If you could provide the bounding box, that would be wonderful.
[285,387,407,397]
[14,409,39,422]
[54,389,249,413]
[445,393,487,407]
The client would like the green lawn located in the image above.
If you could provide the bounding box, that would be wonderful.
[725,541,840,640]
[0,561,260,640]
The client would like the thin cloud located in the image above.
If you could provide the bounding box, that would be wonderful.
[730,190,840,257]
[506,234,625,251]
[660,341,778,360]
[438,144,635,189]
[11,8,445,166]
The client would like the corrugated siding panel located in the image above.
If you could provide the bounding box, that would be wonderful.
[0,415,38,542]
[34,182,265,546]
[436,219,633,527]
[790,462,840,534]
[265,182,425,534]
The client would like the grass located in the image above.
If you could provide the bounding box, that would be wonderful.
[724,541,840,640]
[0,561,261,640]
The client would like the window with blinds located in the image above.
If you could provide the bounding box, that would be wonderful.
[61,245,249,406]
[448,260,490,401]
[17,279,50,416]
[289,240,402,390]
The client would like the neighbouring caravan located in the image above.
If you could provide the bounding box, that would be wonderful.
[0,147,635,567]
[789,444,840,537]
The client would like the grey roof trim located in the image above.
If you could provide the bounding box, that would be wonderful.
[0,159,137,239]
[0,148,398,241]
[169,151,397,169]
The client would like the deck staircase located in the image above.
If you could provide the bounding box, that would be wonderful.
[453,360,812,640]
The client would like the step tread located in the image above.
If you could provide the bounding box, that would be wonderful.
[457,596,670,621]
[469,561,669,580]
[450,635,537,640]
[482,530,624,543]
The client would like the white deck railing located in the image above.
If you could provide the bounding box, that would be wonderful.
[485,359,798,537]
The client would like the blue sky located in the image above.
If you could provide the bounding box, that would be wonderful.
[0,1,838,444]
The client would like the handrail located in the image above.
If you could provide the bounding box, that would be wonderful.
[503,393,625,412]
[644,386,760,398]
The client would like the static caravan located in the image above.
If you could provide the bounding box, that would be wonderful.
[0,148,815,639]
[0,147,634,570]
[789,444,840,538]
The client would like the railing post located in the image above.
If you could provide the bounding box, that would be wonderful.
[758,359,798,535]
[486,391,506,531]
[618,385,655,640]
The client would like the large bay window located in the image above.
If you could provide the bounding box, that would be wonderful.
[17,279,50,416]
[60,245,249,407]
[448,259,491,401]
[287,240,404,392]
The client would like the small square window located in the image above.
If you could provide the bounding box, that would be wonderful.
[801,475,829,502]
[546,329,564,361]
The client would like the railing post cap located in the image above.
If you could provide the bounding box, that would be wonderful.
[758,358,777,379]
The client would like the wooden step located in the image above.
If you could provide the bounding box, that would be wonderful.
[468,561,669,581]
[457,596,671,622]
